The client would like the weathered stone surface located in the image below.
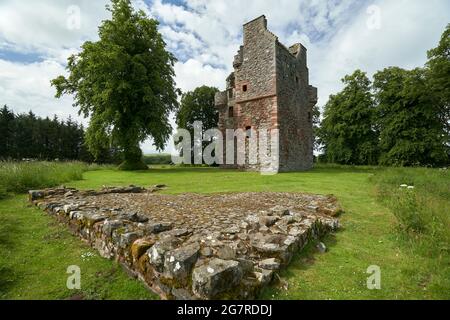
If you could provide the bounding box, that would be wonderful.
[169,229,191,237]
[29,185,341,300]
[148,237,180,272]
[200,247,213,258]
[131,238,155,261]
[222,226,240,235]
[316,242,327,253]
[145,222,173,234]
[63,204,79,214]
[102,219,124,237]
[28,190,43,201]
[119,212,149,223]
[164,244,200,283]
[259,216,279,227]
[237,258,255,275]
[192,259,243,299]
[101,185,145,194]
[172,288,197,300]
[270,206,291,217]
[119,232,142,249]
[216,246,236,260]
[255,269,274,286]
[83,212,108,227]
[259,258,280,270]
[215,15,317,173]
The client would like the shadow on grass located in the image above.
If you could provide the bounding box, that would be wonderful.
[0,214,19,250]
[0,266,16,296]
[259,232,340,299]
[285,233,338,274]
[0,212,21,296]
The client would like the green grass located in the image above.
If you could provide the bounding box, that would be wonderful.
[0,195,156,300]
[0,161,109,195]
[1,164,449,300]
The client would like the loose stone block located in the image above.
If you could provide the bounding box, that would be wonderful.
[148,237,180,272]
[163,244,200,284]
[118,232,143,249]
[145,222,173,234]
[259,258,280,270]
[192,259,243,299]
[29,190,44,201]
[131,238,155,261]
[102,220,124,237]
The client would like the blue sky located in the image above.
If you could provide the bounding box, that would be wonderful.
[0,0,449,154]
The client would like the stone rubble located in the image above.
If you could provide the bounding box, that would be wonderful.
[29,185,342,300]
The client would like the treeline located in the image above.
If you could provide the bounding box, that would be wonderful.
[142,154,172,165]
[318,24,450,167]
[0,106,119,163]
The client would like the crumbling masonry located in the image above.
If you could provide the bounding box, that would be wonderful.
[29,185,341,300]
[215,15,318,172]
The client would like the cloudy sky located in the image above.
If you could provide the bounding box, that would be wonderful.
[0,0,449,154]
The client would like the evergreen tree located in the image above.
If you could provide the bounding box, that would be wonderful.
[0,105,15,159]
[0,105,98,162]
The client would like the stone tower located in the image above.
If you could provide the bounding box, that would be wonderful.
[215,15,317,172]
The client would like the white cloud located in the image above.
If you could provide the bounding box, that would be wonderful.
[0,58,82,122]
[0,0,449,155]
[0,0,109,59]
[174,58,229,92]
[309,0,450,105]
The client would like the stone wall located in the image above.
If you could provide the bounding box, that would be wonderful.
[29,186,341,300]
[215,15,317,173]
[276,42,314,171]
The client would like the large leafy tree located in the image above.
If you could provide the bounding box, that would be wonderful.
[373,67,448,166]
[175,86,219,163]
[319,70,379,165]
[52,0,179,170]
[427,24,450,147]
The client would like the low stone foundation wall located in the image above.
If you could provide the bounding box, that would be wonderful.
[29,186,341,300]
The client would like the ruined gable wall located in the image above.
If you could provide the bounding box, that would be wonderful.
[275,43,314,171]
[232,16,279,171]
[216,16,315,172]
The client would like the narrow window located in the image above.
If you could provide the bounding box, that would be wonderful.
[228,89,233,99]
[295,76,299,84]
[308,112,312,123]
[229,107,234,118]
[246,126,252,138]
[242,85,248,92]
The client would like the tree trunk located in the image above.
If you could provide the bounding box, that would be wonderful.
[118,143,148,171]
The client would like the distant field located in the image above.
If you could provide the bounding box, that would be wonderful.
[0,163,449,300]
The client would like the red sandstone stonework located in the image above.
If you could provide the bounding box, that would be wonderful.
[215,15,318,172]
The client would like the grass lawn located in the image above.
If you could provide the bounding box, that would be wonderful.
[1,165,448,300]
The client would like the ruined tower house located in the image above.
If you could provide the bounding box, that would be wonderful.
[215,15,318,172]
